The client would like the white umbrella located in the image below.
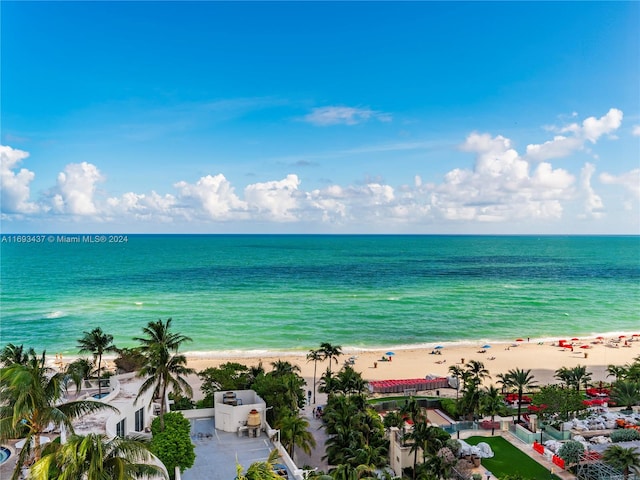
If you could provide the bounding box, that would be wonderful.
[16,436,50,449]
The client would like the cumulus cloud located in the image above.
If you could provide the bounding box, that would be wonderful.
[632,125,640,137]
[526,108,623,161]
[0,145,39,214]
[51,162,104,215]
[303,106,392,126]
[175,174,247,220]
[244,174,301,221]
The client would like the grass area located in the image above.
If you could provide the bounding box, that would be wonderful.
[465,436,562,480]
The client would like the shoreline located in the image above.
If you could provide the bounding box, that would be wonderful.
[184,337,639,399]
[48,335,639,402]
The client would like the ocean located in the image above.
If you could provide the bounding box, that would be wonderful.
[1,235,638,356]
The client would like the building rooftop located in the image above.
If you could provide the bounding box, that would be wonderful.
[181,418,279,480]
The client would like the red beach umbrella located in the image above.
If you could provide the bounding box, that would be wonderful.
[619,335,626,339]
[580,345,590,349]
[571,337,579,341]
[596,336,604,340]
[563,344,573,349]
[516,338,524,342]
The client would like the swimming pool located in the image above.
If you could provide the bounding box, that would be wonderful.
[0,446,11,465]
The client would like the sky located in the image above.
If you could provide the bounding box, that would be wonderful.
[1,1,639,234]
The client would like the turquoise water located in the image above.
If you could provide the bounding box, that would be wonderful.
[1,235,638,355]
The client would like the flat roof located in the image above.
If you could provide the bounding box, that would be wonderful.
[181,418,278,480]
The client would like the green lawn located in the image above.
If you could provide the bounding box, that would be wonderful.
[465,436,562,480]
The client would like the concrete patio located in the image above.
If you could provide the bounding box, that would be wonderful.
[181,418,280,480]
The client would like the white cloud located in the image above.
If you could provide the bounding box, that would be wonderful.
[600,169,640,200]
[526,108,623,161]
[244,174,301,221]
[51,162,103,215]
[106,191,178,222]
[582,108,623,143]
[303,106,392,126]
[579,163,604,218]
[0,145,39,214]
[175,174,247,220]
[632,125,640,137]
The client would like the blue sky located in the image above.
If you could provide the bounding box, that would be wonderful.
[1,1,639,234]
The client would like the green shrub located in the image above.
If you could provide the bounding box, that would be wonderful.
[439,398,458,419]
[557,440,585,465]
[150,412,195,479]
[610,428,640,442]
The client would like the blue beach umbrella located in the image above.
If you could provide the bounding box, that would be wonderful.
[482,344,491,349]
[434,345,443,349]
[385,351,395,356]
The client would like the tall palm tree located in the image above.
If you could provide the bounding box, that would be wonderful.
[465,360,491,387]
[448,365,465,400]
[319,342,343,374]
[307,348,323,404]
[276,411,316,461]
[0,351,116,480]
[30,433,167,480]
[77,327,117,397]
[480,386,505,435]
[603,445,640,480]
[502,368,537,423]
[134,318,195,431]
[569,365,592,393]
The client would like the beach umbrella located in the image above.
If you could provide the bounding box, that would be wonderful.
[596,336,605,340]
[434,345,443,349]
[619,335,626,339]
[482,344,491,349]
[571,337,580,341]
[385,351,395,356]
[515,338,524,342]
[580,345,590,349]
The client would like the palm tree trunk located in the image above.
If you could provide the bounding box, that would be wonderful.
[313,361,317,404]
[97,355,102,397]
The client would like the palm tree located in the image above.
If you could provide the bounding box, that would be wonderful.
[448,365,465,400]
[319,342,343,374]
[307,348,323,404]
[603,445,640,480]
[607,364,628,381]
[30,433,167,480]
[0,343,33,366]
[0,350,116,480]
[236,449,283,480]
[480,386,505,435]
[502,368,537,423]
[610,380,640,410]
[465,360,491,387]
[569,365,592,393]
[271,360,301,376]
[65,358,94,394]
[77,327,117,397]
[134,318,195,431]
[277,411,316,461]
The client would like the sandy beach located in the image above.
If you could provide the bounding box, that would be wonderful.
[182,338,639,401]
